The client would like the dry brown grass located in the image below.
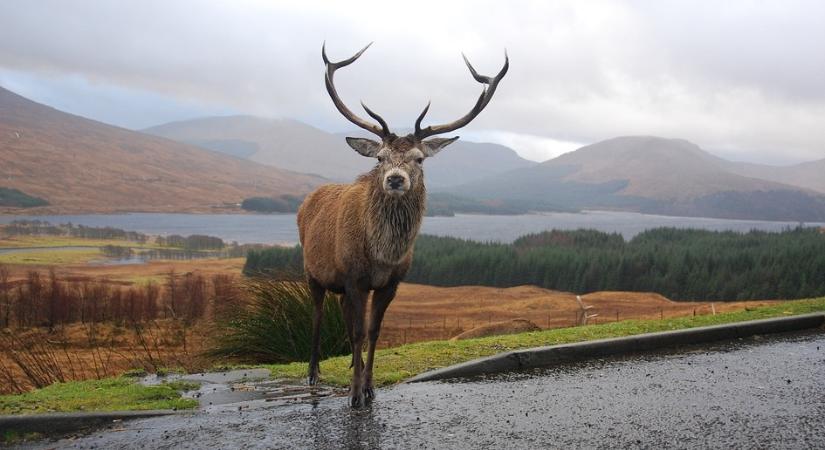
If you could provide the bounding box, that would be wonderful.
[1,257,246,286]
[0,320,212,394]
[378,284,778,347]
[0,257,779,393]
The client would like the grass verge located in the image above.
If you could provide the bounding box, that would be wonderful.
[0,378,198,415]
[266,297,825,387]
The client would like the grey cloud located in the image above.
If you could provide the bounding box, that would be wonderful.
[1,0,824,163]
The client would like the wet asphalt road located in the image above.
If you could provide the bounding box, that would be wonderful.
[28,331,825,450]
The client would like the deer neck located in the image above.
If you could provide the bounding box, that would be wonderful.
[365,177,425,265]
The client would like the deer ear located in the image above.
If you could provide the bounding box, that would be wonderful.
[421,136,459,157]
[345,137,382,158]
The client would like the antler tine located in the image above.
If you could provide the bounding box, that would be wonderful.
[323,42,391,138]
[415,50,509,140]
[360,101,391,135]
[414,101,431,136]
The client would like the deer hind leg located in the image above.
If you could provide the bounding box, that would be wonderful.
[363,280,399,403]
[343,280,369,407]
[307,277,326,386]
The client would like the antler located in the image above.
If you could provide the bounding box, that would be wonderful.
[414,51,509,140]
[322,42,391,139]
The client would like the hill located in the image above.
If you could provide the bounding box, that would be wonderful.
[0,87,323,214]
[721,158,825,195]
[144,116,365,180]
[144,116,535,187]
[450,136,825,221]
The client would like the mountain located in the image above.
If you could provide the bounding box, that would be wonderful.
[144,116,366,180]
[450,136,825,221]
[0,87,323,214]
[144,116,535,187]
[720,159,825,194]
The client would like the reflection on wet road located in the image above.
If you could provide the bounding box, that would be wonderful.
[34,331,825,449]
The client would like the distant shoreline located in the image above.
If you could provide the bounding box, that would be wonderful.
[3,208,823,227]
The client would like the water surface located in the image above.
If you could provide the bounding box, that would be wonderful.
[1,211,820,245]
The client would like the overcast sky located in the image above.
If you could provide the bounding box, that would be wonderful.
[1,0,824,164]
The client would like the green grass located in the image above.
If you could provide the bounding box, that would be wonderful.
[0,235,161,249]
[2,430,43,445]
[0,378,198,415]
[0,248,102,265]
[265,297,825,387]
[0,235,161,265]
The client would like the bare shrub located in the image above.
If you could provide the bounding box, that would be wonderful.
[0,264,10,328]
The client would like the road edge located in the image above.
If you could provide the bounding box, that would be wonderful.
[407,312,825,383]
[0,410,185,436]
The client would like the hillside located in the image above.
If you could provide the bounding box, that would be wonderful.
[144,116,535,187]
[0,87,323,214]
[721,158,825,194]
[144,116,366,180]
[450,136,825,221]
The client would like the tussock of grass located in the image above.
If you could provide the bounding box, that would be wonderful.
[211,277,348,363]
[266,297,825,387]
[0,378,198,415]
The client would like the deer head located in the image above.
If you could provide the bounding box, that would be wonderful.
[323,42,508,197]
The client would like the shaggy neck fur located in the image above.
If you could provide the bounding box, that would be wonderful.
[360,168,426,265]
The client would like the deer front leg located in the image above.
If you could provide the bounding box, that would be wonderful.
[306,278,326,386]
[363,281,399,403]
[343,281,368,407]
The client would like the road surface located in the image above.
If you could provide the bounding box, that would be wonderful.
[27,330,825,449]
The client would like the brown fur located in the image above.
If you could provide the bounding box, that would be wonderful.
[298,166,425,290]
[297,136,428,407]
[311,43,506,408]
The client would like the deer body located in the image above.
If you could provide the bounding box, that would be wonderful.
[300,43,507,407]
[298,166,424,293]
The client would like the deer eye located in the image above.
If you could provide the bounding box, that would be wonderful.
[415,157,424,164]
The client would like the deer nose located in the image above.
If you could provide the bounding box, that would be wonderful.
[387,175,405,189]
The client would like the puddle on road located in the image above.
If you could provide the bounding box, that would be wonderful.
[141,368,347,410]
[194,381,345,410]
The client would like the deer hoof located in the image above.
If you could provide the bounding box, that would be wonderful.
[350,391,367,408]
[363,385,375,402]
[307,366,320,386]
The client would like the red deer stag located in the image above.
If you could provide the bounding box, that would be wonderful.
[298,42,508,407]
